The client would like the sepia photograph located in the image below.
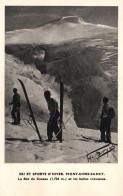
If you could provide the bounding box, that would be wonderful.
[5,6,118,163]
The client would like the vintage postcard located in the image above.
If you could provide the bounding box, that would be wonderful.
[0,0,123,195]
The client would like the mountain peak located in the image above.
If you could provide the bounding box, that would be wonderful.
[60,16,85,23]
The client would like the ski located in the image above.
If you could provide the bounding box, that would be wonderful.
[81,135,99,143]
[59,79,64,143]
[81,134,118,146]
[18,79,43,142]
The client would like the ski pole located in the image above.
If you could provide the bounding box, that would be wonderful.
[52,113,73,140]
[20,114,27,125]
[64,113,73,126]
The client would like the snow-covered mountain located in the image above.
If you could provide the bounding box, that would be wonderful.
[6,16,117,45]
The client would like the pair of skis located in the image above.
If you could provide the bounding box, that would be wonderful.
[18,79,64,143]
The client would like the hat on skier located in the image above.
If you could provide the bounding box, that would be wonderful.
[44,90,51,98]
[103,97,109,103]
[13,88,17,93]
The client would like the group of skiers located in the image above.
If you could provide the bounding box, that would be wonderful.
[9,88,115,143]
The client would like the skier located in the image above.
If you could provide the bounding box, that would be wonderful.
[100,97,115,143]
[44,90,61,142]
[9,88,21,125]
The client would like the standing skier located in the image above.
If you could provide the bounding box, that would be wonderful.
[9,88,21,125]
[100,97,115,143]
[44,90,61,142]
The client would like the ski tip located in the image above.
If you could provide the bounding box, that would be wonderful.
[18,79,22,83]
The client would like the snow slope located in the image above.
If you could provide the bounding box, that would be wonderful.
[5,52,118,163]
[5,115,117,163]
